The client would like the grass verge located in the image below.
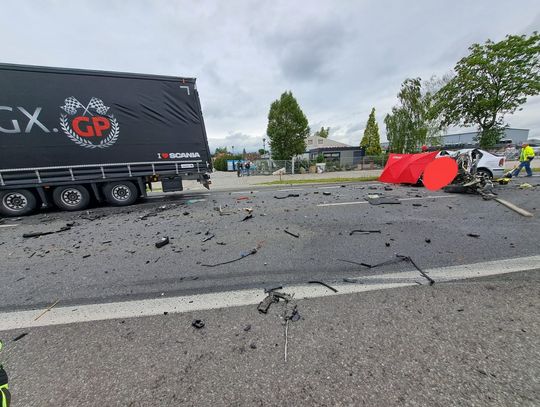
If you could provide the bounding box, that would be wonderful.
[258,176,380,185]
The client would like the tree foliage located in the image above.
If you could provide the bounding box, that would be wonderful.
[385,77,448,153]
[266,91,310,160]
[313,126,330,138]
[434,32,540,147]
[360,108,382,155]
[214,147,228,156]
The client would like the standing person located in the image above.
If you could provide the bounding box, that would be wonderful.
[510,143,535,177]
[245,161,251,176]
[237,161,242,177]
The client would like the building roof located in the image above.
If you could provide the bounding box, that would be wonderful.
[306,136,351,151]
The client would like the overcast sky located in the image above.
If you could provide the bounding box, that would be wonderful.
[2,1,539,152]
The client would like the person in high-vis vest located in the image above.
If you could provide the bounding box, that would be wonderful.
[511,143,535,177]
[0,365,9,407]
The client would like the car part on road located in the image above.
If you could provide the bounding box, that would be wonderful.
[395,254,434,285]
[308,281,338,293]
[349,229,381,235]
[34,299,60,321]
[257,293,279,314]
[274,194,300,199]
[53,185,91,211]
[191,319,205,329]
[493,198,534,217]
[23,224,72,238]
[155,237,170,248]
[368,197,401,205]
[284,230,300,238]
[0,189,37,217]
[201,248,258,267]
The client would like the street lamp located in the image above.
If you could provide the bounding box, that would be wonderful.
[262,138,266,154]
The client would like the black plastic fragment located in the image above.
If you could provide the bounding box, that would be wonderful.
[349,229,381,235]
[155,237,170,248]
[13,332,28,342]
[192,319,205,329]
[308,280,338,293]
[274,194,300,199]
[284,230,299,238]
[467,233,480,238]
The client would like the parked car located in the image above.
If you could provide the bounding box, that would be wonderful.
[438,149,505,179]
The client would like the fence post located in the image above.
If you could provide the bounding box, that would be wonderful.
[291,158,295,175]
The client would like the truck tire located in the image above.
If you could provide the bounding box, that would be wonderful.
[53,185,90,211]
[103,181,138,206]
[0,189,37,217]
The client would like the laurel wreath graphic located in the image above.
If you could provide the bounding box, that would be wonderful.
[60,114,119,149]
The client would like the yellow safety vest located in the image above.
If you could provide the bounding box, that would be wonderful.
[520,146,535,162]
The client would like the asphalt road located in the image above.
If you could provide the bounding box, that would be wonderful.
[1,180,539,406]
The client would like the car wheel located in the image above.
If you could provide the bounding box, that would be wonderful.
[476,168,493,179]
[0,189,37,216]
[103,181,138,206]
[53,185,91,211]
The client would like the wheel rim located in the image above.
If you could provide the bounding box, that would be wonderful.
[61,188,83,207]
[112,185,131,201]
[3,192,28,211]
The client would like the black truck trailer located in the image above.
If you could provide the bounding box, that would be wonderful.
[0,63,212,216]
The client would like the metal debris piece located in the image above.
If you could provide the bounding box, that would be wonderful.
[191,319,205,329]
[23,225,71,238]
[155,237,170,248]
[34,299,60,321]
[274,194,300,199]
[13,333,28,342]
[368,197,401,205]
[241,214,253,222]
[201,233,215,242]
[467,233,480,238]
[349,229,381,235]
[257,293,279,314]
[395,254,434,285]
[284,230,300,238]
[322,192,332,196]
[308,280,338,293]
[201,248,258,267]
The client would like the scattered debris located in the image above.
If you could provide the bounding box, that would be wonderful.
[82,254,91,259]
[274,194,300,199]
[34,299,60,321]
[467,233,480,238]
[243,324,252,332]
[385,242,391,247]
[191,319,205,329]
[155,237,170,248]
[308,280,338,293]
[182,211,190,216]
[264,286,283,294]
[13,332,28,342]
[201,247,258,267]
[201,232,215,242]
[241,214,253,222]
[349,229,381,235]
[257,293,279,314]
[322,192,332,196]
[250,342,257,349]
[384,186,393,191]
[412,203,422,207]
[236,196,250,201]
[101,240,112,244]
[518,183,533,189]
[396,254,434,285]
[284,230,300,238]
[186,199,205,205]
[368,197,401,205]
[163,312,169,315]
[342,278,363,284]
[425,238,431,243]
[23,225,71,238]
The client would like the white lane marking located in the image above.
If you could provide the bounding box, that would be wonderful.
[231,191,259,194]
[278,188,305,192]
[1,255,538,330]
[317,195,455,207]
[318,186,342,189]
[0,224,18,228]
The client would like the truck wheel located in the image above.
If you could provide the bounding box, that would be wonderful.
[53,185,90,211]
[103,181,138,206]
[0,189,37,216]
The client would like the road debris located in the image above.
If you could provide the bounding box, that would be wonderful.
[425,238,431,243]
[349,229,381,235]
[396,254,434,285]
[23,225,71,238]
[264,286,283,294]
[467,233,480,238]
[493,198,534,217]
[368,197,401,205]
[186,199,206,205]
[201,247,258,267]
[518,183,533,189]
[384,186,393,191]
[284,230,300,238]
[34,299,60,321]
[201,232,215,242]
[236,196,250,201]
[191,319,205,329]
[182,211,190,216]
[308,280,338,293]
[155,237,170,248]
[322,192,332,196]
[412,203,422,207]
[243,324,252,332]
[12,333,28,342]
[241,214,253,222]
[274,194,300,199]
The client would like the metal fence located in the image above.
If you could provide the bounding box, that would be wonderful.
[248,156,388,175]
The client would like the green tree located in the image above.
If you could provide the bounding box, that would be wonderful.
[214,147,228,155]
[360,108,382,155]
[313,126,330,138]
[434,32,540,148]
[385,77,448,153]
[258,148,266,155]
[266,91,310,160]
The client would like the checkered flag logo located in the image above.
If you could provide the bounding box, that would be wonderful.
[60,97,84,115]
[88,97,109,115]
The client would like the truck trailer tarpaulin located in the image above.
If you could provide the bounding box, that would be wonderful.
[0,63,212,169]
[0,63,212,216]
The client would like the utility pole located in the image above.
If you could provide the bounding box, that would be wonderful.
[262,138,266,154]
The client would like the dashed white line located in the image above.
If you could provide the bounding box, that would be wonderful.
[0,224,18,228]
[318,186,342,189]
[0,255,538,330]
[278,188,305,192]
